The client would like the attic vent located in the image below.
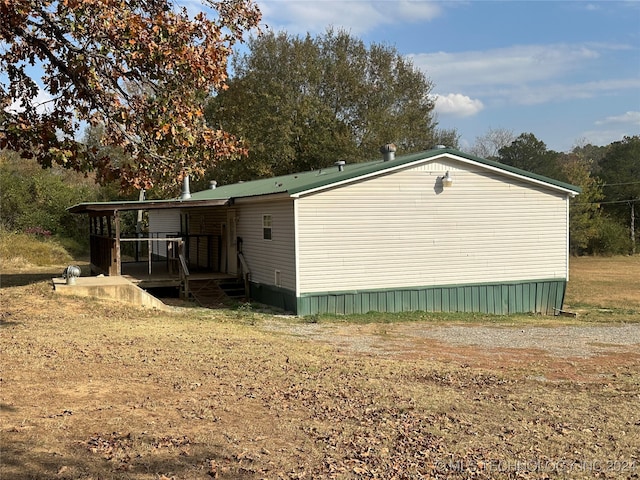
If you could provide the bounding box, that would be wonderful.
[380,143,397,162]
[435,144,447,149]
[209,180,217,190]
[335,160,346,172]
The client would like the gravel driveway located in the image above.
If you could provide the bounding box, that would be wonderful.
[263,321,640,359]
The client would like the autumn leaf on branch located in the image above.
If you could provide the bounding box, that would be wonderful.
[0,0,261,192]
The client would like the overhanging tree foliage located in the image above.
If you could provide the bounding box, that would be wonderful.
[1,0,261,192]
[204,29,449,183]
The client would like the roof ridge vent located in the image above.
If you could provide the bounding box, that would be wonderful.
[380,143,397,162]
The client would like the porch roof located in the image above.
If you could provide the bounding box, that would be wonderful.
[68,198,229,214]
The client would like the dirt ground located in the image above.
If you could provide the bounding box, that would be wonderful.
[1,259,639,479]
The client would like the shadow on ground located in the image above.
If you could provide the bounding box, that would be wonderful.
[0,272,59,288]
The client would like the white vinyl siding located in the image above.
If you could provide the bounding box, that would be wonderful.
[148,210,181,258]
[236,200,296,291]
[148,210,181,235]
[296,160,569,293]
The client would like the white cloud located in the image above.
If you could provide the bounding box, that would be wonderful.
[579,129,632,147]
[496,78,640,106]
[6,88,54,115]
[259,0,442,36]
[595,111,640,126]
[408,43,639,107]
[409,44,605,91]
[434,93,484,117]
[178,0,442,34]
[576,112,640,147]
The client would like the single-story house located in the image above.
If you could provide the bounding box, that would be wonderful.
[70,146,580,315]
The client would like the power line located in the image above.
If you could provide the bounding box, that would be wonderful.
[602,181,640,186]
[573,199,640,206]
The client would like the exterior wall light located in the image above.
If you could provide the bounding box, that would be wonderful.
[442,171,453,188]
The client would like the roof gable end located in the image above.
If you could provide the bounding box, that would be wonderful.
[286,148,581,197]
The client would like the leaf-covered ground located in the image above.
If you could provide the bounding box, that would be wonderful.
[1,260,639,479]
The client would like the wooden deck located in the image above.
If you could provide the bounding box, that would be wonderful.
[121,261,235,289]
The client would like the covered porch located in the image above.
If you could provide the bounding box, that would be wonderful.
[69,198,250,302]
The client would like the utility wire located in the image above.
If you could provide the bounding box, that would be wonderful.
[602,181,640,186]
[573,199,640,205]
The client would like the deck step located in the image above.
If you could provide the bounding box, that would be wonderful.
[217,278,246,299]
[188,278,246,308]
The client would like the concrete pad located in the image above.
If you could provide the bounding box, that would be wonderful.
[52,276,171,311]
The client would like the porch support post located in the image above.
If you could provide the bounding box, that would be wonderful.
[114,210,122,276]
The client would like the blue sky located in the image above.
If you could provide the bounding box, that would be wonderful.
[191,0,640,153]
[6,1,639,154]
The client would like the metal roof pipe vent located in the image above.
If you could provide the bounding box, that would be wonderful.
[63,265,81,285]
[209,180,217,190]
[380,143,397,162]
[335,160,346,172]
[180,175,192,200]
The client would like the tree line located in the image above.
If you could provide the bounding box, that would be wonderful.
[470,131,639,256]
[1,1,637,255]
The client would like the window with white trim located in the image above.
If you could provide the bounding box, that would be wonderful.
[262,214,272,240]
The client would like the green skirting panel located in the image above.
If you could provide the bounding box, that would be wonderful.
[296,279,567,316]
[249,282,298,313]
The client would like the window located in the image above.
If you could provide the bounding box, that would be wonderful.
[262,215,272,240]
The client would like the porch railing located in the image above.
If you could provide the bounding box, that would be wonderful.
[119,237,184,277]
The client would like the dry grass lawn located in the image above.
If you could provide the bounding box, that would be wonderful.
[564,255,640,310]
[1,256,639,479]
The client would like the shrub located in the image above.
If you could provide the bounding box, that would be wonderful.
[0,153,96,244]
[0,230,72,267]
[588,216,633,256]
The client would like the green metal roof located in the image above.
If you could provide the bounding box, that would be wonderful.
[69,148,580,213]
[189,147,580,201]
